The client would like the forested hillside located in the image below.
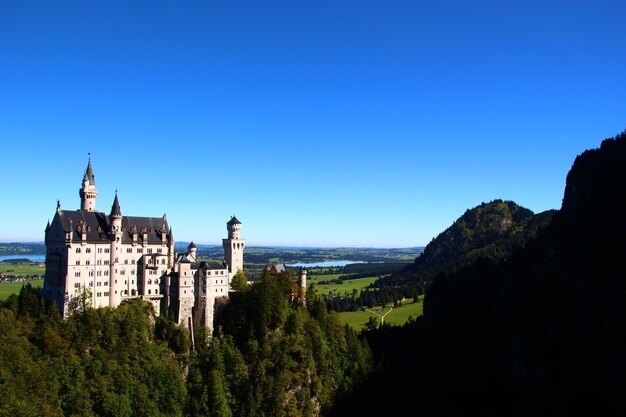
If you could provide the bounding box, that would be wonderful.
[0,270,371,417]
[380,199,554,285]
[331,131,626,416]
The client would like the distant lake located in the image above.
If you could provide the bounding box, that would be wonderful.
[0,254,46,263]
[289,260,364,268]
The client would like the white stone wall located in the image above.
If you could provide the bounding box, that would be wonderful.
[176,262,195,327]
[223,238,246,274]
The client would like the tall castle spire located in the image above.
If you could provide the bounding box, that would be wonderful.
[110,191,122,218]
[79,158,98,211]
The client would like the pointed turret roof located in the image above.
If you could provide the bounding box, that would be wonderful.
[188,241,196,249]
[83,160,96,185]
[110,192,122,217]
[228,216,241,225]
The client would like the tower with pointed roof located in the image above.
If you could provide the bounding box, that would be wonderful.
[223,216,245,276]
[188,241,197,260]
[109,192,123,307]
[79,159,98,211]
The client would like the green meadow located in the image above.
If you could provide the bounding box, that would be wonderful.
[338,295,424,331]
[0,278,44,301]
[0,262,45,277]
[308,273,378,296]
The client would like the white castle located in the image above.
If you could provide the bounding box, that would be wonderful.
[43,160,245,332]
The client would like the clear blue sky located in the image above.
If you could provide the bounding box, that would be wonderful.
[1,0,625,247]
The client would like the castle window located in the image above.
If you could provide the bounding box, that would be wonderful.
[97,259,102,265]
[155,289,158,294]
[104,248,110,253]
[86,248,91,253]
[89,270,93,277]
[86,260,90,265]
[157,248,162,253]
[148,290,151,294]
[97,292,101,297]
[124,259,128,264]
[104,292,109,296]
[76,248,81,253]
[147,248,153,254]
[126,248,132,253]
[131,270,135,275]
[75,272,80,277]
[132,259,135,264]
[97,270,101,276]
[137,248,142,253]
[104,270,109,276]
[97,248,102,253]
[76,260,80,265]
[161,259,165,264]
[104,260,109,265]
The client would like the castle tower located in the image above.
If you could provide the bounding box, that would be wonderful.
[79,159,98,211]
[167,228,175,268]
[223,216,245,275]
[297,267,307,305]
[109,192,123,307]
[188,241,197,260]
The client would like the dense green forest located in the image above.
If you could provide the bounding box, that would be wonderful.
[0,269,371,417]
[379,199,555,286]
[331,131,626,416]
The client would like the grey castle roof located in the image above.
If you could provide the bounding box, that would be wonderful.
[52,210,171,244]
[188,241,196,249]
[110,193,122,217]
[83,160,96,185]
[227,216,241,225]
[193,261,227,270]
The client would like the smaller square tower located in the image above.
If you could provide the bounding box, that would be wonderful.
[223,216,245,275]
